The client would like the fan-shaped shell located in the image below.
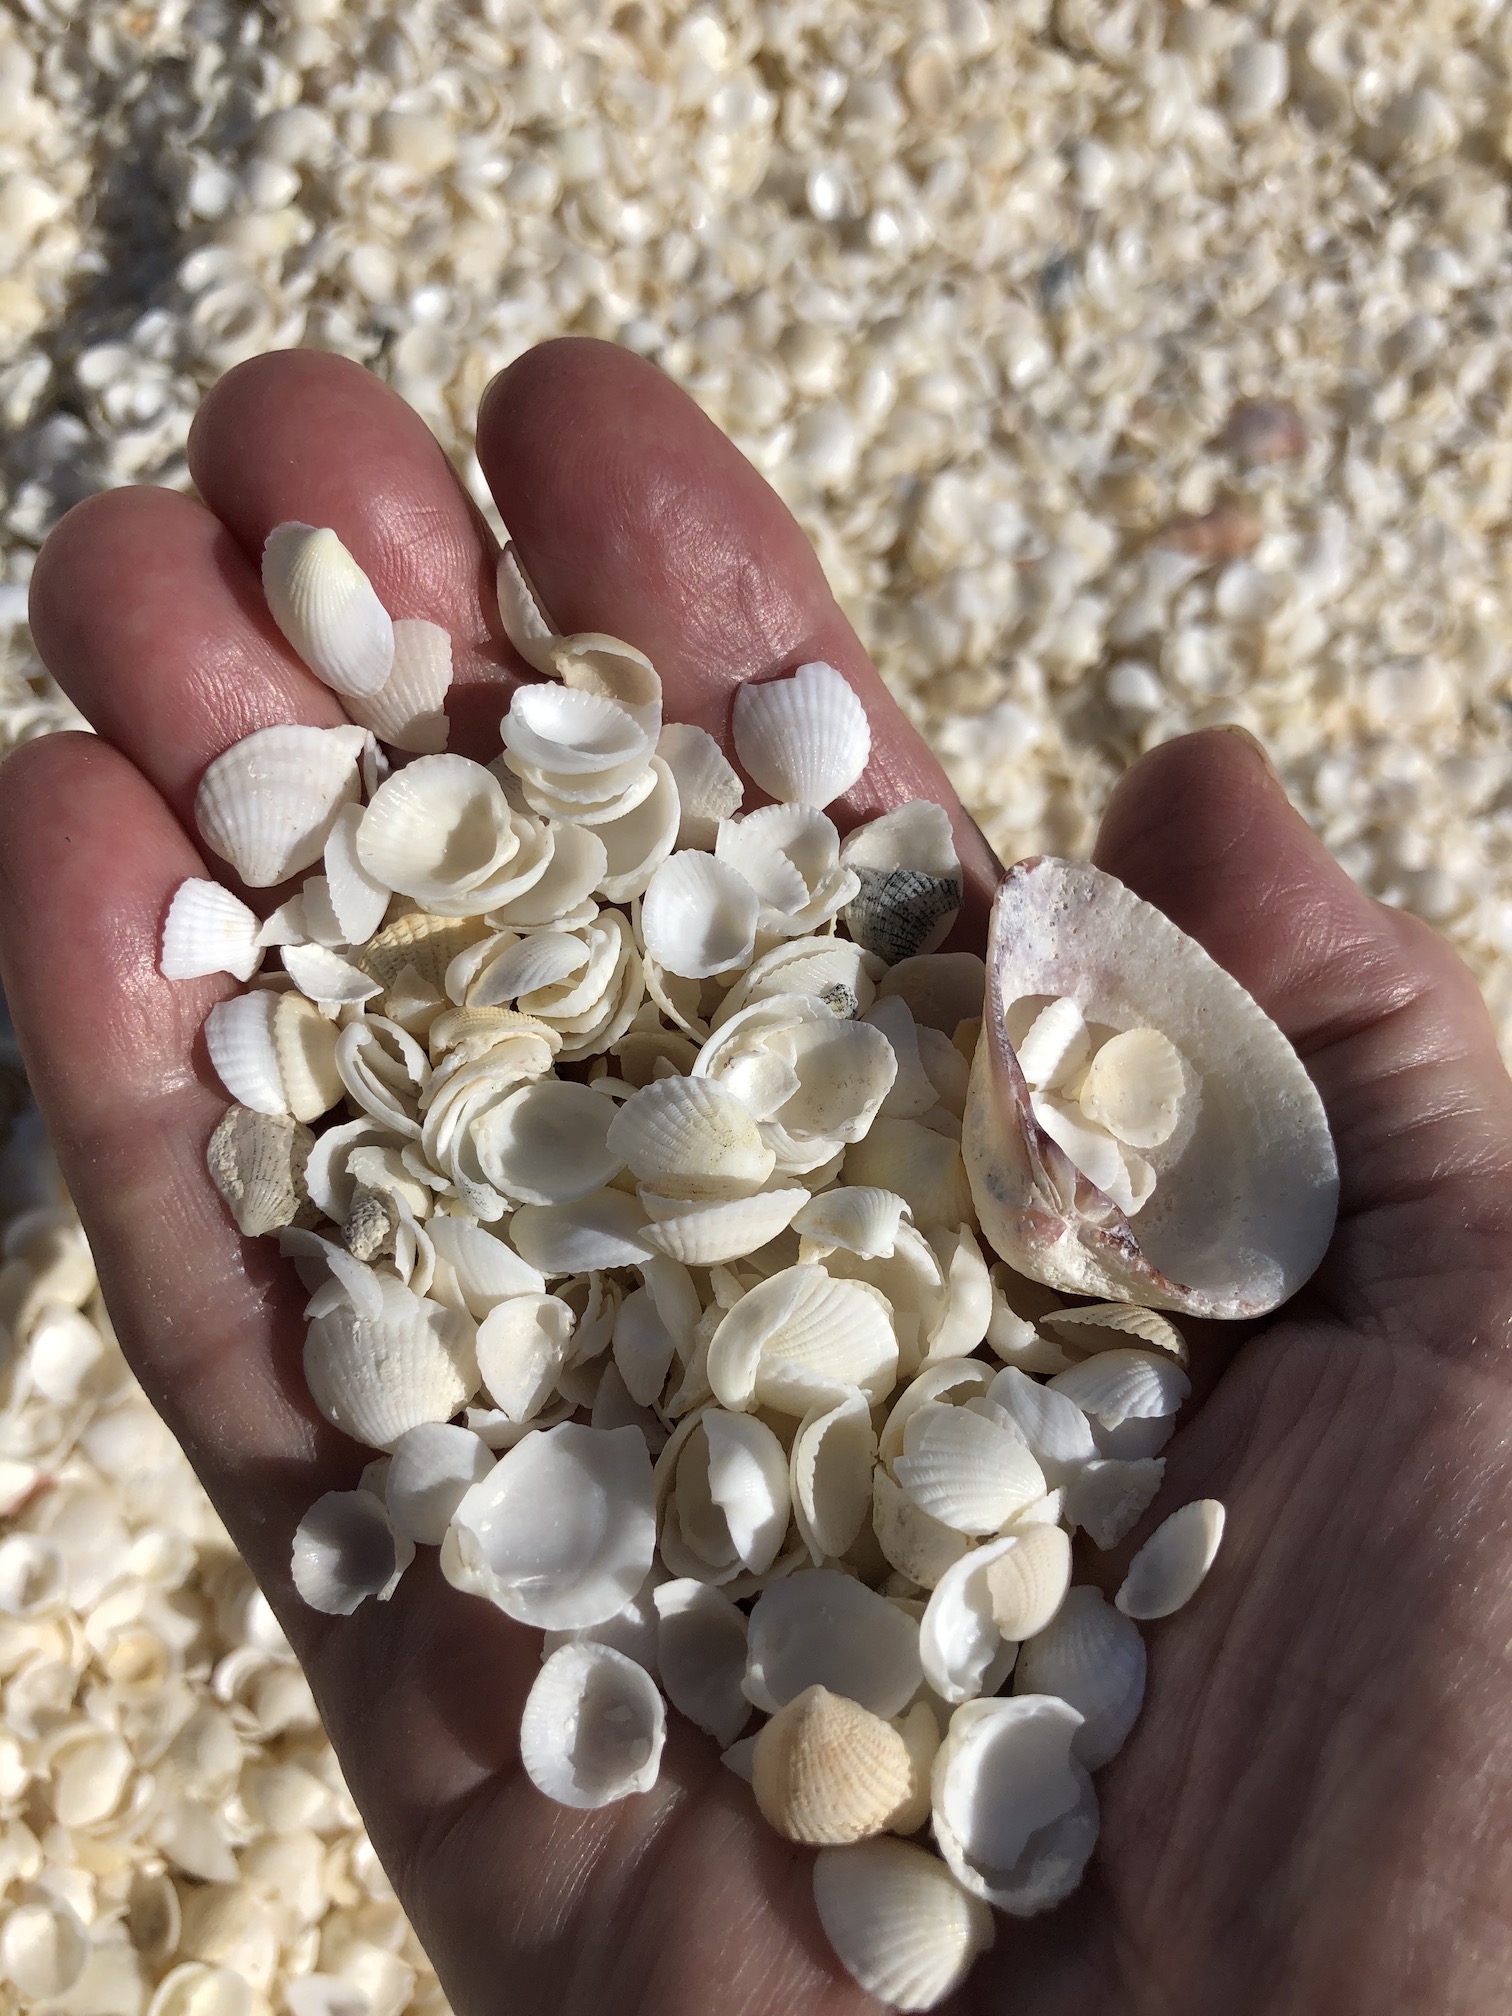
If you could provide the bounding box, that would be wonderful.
[877,1359,992,1465]
[304,1276,477,1451]
[732,661,871,809]
[162,878,263,982]
[657,722,744,847]
[1040,1301,1188,1366]
[871,1465,971,1589]
[607,1074,774,1201]
[639,1186,809,1265]
[290,1488,412,1614]
[509,1191,652,1274]
[0,1897,91,2000]
[195,724,366,887]
[205,991,285,1115]
[842,1118,973,1231]
[653,1578,750,1746]
[640,851,759,978]
[984,1366,1098,1485]
[357,756,546,914]
[272,991,344,1121]
[1013,1585,1146,1770]
[549,632,661,725]
[706,1265,898,1414]
[753,1684,916,1844]
[656,1407,791,1582]
[812,1838,995,2013]
[893,1401,1046,1535]
[1079,1026,1185,1148]
[488,821,607,928]
[475,1293,576,1422]
[983,1525,1072,1640]
[1116,1499,1225,1619]
[715,802,858,936]
[791,1387,875,1562]
[1063,1456,1165,1550]
[261,522,394,697]
[518,1641,665,1808]
[715,935,880,1025]
[206,1106,315,1238]
[842,801,964,965]
[918,1536,1021,1704]
[342,616,452,753]
[793,1186,909,1261]
[930,1695,1098,1915]
[745,1568,922,1717]
[281,944,380,1009]
[964,858,1339,1317]
[1048,1348,1189,1428]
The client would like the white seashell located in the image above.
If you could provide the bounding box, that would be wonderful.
[984,1366,1098,1485]
[876,952,986,1038]
[342,617,452,753]
[384,1423,495,1546]
[812,1837,994,2012]
[753,1683,916,1844]
[744,1567,922,1716]
[716,934,881,1025]
[549,631,661,723]
[841,801,963,964]
[964,859,1339,1317]
[0,1897,91,2000]
[503,681,654,780]
[162,878,263,981]
[894,1401,1046,1535]
[475,1294,575,1421]
[640,850,759,978]
[261,522,394,697]
[518,1642,665,1808]
[319,803,390,943]
[423,1213,546,1310]
[442,1422,656,1628]
[878,1359,993,1465]
[1078,1025,1185,1148]
[273,990,344,1120]
[1048,1348,1190,1429]
[1014,998,1090,1094]
[791,1387,875,1561]
[918,1536,1022,1704]
[1013,1585,1146,1770]
[983,1525,1072,1640]
[657,722,744,847]
[1031,1091,1124,1197]
[206,1105,315,1238]
[871,1465,971,1589]
[290,1489,413,1614]
[1063,1456,1165,1549]
[732,661,870,808]
[653,1578,750,1745]
[358,756,549,915]
[146,1963,253,2016]
[865,996,941,1120]
[696,995,898,1173]
[793,1186,909,1261]
[496,541,558,672]
[591,755,680,901]
[715,802,858,936]
[612,1287,676,1407]
[1040,1300,1188,1367]
[195,724,365,887]
[509,1191,652,1274]
[931,1695,1098,1914]
[706,1264,897,1414]
[205,991,286,1115]
[656,1407,791,1581]
[281,943,382,1009]
[487,821,607,927]
[843,1117,973,1230]
[541,1567,666,1675]
[639,1186,809,1266]
[1116,1499,1225,1619]
[468,1079,622,1205]
[304,1276,477,1452]
[607,1074,774,1201]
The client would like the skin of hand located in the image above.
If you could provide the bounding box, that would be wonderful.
[2,339,1511,2016]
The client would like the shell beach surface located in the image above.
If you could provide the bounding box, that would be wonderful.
[0,1,1509,2013]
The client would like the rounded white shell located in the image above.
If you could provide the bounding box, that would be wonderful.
[744,1567,922,1717]
[502,682,654,778]
[290,1488,413,1614]
[893,1401,1047,1534]
[518,1641,665,1808]
[1013,1585,1146,1770]
[1116,1498,1226,1619]
[385,1423,495,1546]
[918,1535,1021,1704]
[657,722,744,847]
[262,522,394,697]
[470,1079,622,1206]
[357,756,544,914]
[195,724,366,887]
[591,755,680,901]
[964,858,1339,1317]
[706,1264,898,1414]
[732,660,871,808]
[205,991,285,1115]
[304,1277,477,1452]
[607,1074,774,1201]
[930,1695,1099,1915]
[639,1186,809,1266]
[640,850,759,978]
[342,616,452,753]
[653,1578,750,1746]
[812,1838,994,2012]
[793,1186,909,1260]
[161,878,263,981]
[473,1293,577,1422]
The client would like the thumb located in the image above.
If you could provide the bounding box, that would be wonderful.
[1092,729,1512,1333]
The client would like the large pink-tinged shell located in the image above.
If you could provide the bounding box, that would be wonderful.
[963,858,1338,1319]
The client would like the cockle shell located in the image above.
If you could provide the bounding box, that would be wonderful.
[487,821,607,928]
[518,1641,665,1808]
[204,990,341,1122]
[843,1118,973,1231]
[715,802,858,936]
[877,1359,993,1465]
[793,1186,909,1261]
[744,1568,922,1717]
[893,1401,1046,1535]
[653,1578,751,1745]
[841,801,963,965]
[384,1423,495,1545]
[290,1489,413,1615]
[342,616,452,753]
[732,661,871,809]
[281,944,381,1009]
[918,1535,1022,1704]
[813,1838,995,2013]
[982,1524,1072,1640]
[639,851,759,978]
[442,1422,656,1629]
[591,755,680,901]
[162,879,264,981]
[715,934,881,1025]
[195,725,367,887]
[1063,1456,1165,1549]
[752,1684,916,1844]
[706,1265,898,1413]
[657,722,744,847]
[1041,1300,1188,1366]
[964,858,1339,1317]
[502,682,655,781]
[791,1387,875,1562]
[984,1366,1098,1485]
[1048,1348,1189,1432]
[1116,1499,1225,1619]
[475,1294,576,1421]
[261,523,394,697]
[321,803,390,944]
[1013,1585,1146,1770]
[607,1074,774,1201]
[0,1897,92,2001]
[357,756,549,915]
[548,632,661,727]
[206,1106,316,1237]
[638,1186,809,1266]
[930,1695,1098,1915]
[304,1276,477,1451]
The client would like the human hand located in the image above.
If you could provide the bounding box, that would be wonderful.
[3,339,1510,2015]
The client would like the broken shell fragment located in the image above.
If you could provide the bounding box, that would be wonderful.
[732,660,870,809]
[745,1568,922,1717]
[930,1695,1098,1915]
[261,522,394,697]
[791,1387,875,1562]
[162,878,264,981]
[653,1579,750,1745]
[342,616,453,753]
[918,1534,1022,1704]
[964,858,1339,1317]
[752,1684,916,1844]
[385,1422,495,1545]
[1063,1457,1165,1550]
[1013,1586,1146,1770]
[812,1838,994,2013]
[518,1641,665,1808]
[1116,1499,1226,1619]
[206,1106,316,1238]
[290,1489,413,1614]
[195,724,365,887]
[657,722,744,847]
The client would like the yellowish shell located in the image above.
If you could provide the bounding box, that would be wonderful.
[752,1684,916,1844]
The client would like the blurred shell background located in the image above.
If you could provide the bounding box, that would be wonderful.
[2,0,1511,2010]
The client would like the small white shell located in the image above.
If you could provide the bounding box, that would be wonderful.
[1048,1348,1189,1429]
[470,1079,622,1205]
[488,821,608,928]
[657,722,744,846]
[612,1286,676,1407]
[162,878,263,981]
[1063,1456,1165,1549]
[206,1105,314,1238]
[509,1191,652,1274]
[744,1567,922,1717]
[842,1117,973,1231]
[732,661,870,808]
[640,850,759,978]
[424,1215,546,1310]
[0,1897,91,2000]
[475,1294,576,1421]
[1079,1026,1185,1148]
[195,724,365,886]
[272,991,344,1121]
[281,943,382,1009]
[841,801,963,964]
[793,1186,909,1260]
[653,1578,751,1745]
[518,1641,665,1808]
[342,616,452,753]
[918,1535,1021,1704]
[706,1264,898,1414]
[1013,1585,1146,1770]
[442,1422,656,1629]
[1116,1499,1225,1619]
[716,934,880,1024]
[321,802,390,943]
[1015,999,1090,1094]
[715,802,858,936]
[502,682,654,779]
[549,632,661,727]
[205,991,286,1115]
[656,1407,791,1582]
[984,1366,1099,1485]
[812,1838,994,2013]
[303,1276,477,1452]
[496,541,558,673]
[791,1387,875,1562]
[290,1488,413,1614]
[592,755,680,901]
[871,1465,971,1589]
[607,1074,774,1201]
[384,1423,495,1545]
[893,1402,1046,1535]
[931,1695,1098,1915]
[639,1186,809,1265]
[983,1525,1072,1640]
[358,756,548,915]
[1040,1300,1189,1367]
[262,522,394,697]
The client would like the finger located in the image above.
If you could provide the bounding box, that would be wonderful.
[477,338,1000,936]
[1093,729,1512,1318]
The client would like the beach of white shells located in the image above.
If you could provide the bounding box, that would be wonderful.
[2,0,1510,2012]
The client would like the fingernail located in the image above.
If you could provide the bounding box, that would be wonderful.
[1218,724,1276,775]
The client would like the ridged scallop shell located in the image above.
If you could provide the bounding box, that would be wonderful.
[964,858,1339,1317]
[442,1422,656,1629]
[261,523,394,698]
[357,756,548,915]
[161,878,263,982]
[871,1465,970,1589]
[791,1387,875,1562]
[304,1276,477,1451]
[715,934,880,1025]
[592,755,679,901]
[1013,1585,1146,1770]
[495,541,558,673]
[1048,1347,1190,1428]
[1063,1456,1165,1549]
[706,1265,898,1414]
[502,682,655,779]
[984,1366,1098,1485]
[206,1106,315,1238]
[653,1577,751,1746]
[893,1401,1046,1535]
[657,722,744,847]
[518,1641,665,1808]
[1015,997,1089,1093]
[205,992,286,1115]
[841,801,963,965]
[358,910,488,993]
[638,1186,809,1265]
[509,1191,652,1274]
[732,661,871,808]
[607,1074,774,1201]
[842,1118,973,1230]
[640,851,759,978]
[744,1568,922,1717]
[753,1684,916,1844]
[342,616,452,753]
[793,1186,909,1261]
[1116,1499,1225,1619]
[877,1359,993,1465]
[931,1695,1098,1915]
[918,1535,1022,1704]
[1041,1301,1188,1367]
[813,1838,994,2012]
[384,1422,495,1546]
[195,724,366,887]
[1078,1025,1185,1148]
[290,1488,412,1614]
[983,1525,1072,1640]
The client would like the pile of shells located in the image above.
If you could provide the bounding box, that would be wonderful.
[158,524,1336,2009]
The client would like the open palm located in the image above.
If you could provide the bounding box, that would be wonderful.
[4,340,1510,2016]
